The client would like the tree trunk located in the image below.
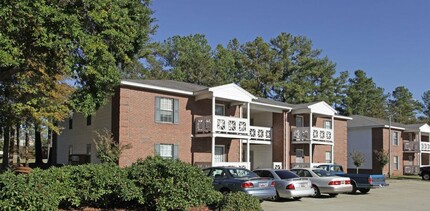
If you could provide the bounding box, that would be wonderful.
[1,126,10,169]
[16,123,20,165]
[35,126,43,164]
[8,126,15,167]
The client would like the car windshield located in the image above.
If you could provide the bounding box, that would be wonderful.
[228,168,258,178]
[312,169,334,177]
[274,170,299,179]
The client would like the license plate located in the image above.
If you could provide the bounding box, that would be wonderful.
[259,182,268,188]
[341,181,345,184]
[300,183,307,188]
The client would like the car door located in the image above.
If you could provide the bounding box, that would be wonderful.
[209,168,227,190]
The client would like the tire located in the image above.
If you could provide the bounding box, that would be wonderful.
[350,181,357,194]
[293,197,302,201]
[329,193,338,197]
[312,185,321,197]
[220,188,230,195]
[422,173,430,180]
[272,191,281,201]
[359,188,370,194]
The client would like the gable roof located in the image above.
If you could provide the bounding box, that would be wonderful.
[291,101,338,116]
[404,123,430,133]
[348,115,405,130]
[121,80,208,95]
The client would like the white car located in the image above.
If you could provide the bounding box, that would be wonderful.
[291,168,352,197]
[254,169,314,201]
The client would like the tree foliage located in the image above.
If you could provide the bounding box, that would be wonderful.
[422,90,430,122]
[93,129,131,164]
[388,86,423,124]
[349,150,365,174]
[338,70,389,118]
[373,149,389,174]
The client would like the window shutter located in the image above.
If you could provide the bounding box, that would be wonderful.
[173,99,179,124]
[155,97,160,122]
[173,144,179,159]
[155,144,160,156]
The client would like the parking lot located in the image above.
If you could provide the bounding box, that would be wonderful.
[262,179,429,211]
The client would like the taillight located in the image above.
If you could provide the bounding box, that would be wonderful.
[242,182,254,188]
[286,184,295,190]
[271,181,275,187]
[368,177,373,184]
[328,181,341,185]
[345,180,351,185]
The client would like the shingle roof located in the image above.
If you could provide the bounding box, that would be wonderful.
[348,115,405,128]
[122,79,208,92]
[253,97,293,108]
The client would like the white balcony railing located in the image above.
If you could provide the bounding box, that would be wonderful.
[404,165,420,174]
[421,142,430,152]
[195,116,272,141]
[249,126,272,141]
[404,142,420,151]
[292,127,333,143]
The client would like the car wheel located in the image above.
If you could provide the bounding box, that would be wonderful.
[359,188,370,194]
[312,185,321,197]
[329,193,338,197]
[422,173,430,180]
[293,197,302,200]
[272,191,281,201]
[350,181,357,194]
[220,188,230,195]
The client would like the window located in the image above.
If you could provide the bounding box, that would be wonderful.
[86,115,92,126]
[394,156,399,170]
[86,144,92,155]
[323,120,332,129]
[68,145,73,155]
[325,151,332,163]
[69,117,73,129]
[392,131,399,146]
[215,145,225,162]
[215,104,225,116]
[155,97,179,123]
[155,144,178,159]
[295,116,304,127]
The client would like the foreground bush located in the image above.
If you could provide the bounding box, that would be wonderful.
[0,167,74,211]
[126,156,222,210]
[219,192,263,211]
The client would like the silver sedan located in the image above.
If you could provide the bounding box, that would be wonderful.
[291,168,352,197]
[254,169,314,201]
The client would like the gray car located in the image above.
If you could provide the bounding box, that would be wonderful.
[203,166,276,200]
[253,169,314,201]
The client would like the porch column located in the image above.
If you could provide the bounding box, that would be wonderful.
[331,115,335,163]
[331,145,334,164]
[247,138,250,168]
[211,96,216,166]
[419,132,422,167]
[247,102,251,169]
[285,111,290,169]
[309,112,313,167]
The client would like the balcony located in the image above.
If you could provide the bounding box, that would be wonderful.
[404,165,420,175]
[421,142,430,152]
[195,116,272,141]
[404,142,420,152]
[292,127,333,143]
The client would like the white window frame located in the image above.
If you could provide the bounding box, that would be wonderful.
[392,131,399,146]
[325,151,332,163]
[155,97,179,124]
[215,145,226,162]
[323,120,332,129]
[159,144,174,159]
[295,115,304,127]
[394,156,399,170]
[215,104,225,116]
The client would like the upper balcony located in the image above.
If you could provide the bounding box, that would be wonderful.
[194,115,272,141]
[291,127,333,144]
[404,141,430,152]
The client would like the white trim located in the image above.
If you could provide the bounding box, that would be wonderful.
[383,125,405,130]
[121,81,194,96]
[251,101,293,110]
[334,115,353,120]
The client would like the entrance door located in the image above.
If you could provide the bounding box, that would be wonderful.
[215,146,225,162]
[295,149,304,163]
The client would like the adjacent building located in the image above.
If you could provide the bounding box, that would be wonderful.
[56,80,350,170]
[347,115,430,176]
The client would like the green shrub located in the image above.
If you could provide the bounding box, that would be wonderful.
[218,192,262,211]
[61,163,139,209]
[126,156,222,211]
[0,167,74,211]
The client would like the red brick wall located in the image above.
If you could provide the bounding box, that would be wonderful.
[272,112,286,165]
[117,86,195,167]
[334,119,348,168]
[372,128,403,176]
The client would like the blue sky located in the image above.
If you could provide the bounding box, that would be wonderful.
[150,0,429,102]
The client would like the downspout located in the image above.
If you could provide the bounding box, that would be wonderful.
[211,96,216,166]
[309,112,313,167]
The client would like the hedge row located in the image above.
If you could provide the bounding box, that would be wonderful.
[0,156,262,211]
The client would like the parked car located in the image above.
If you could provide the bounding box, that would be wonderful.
[203,166,276,200]
[291,168,352,197]
[419,166,430,180]
[317,164,388,194]
[253,169,314,201]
